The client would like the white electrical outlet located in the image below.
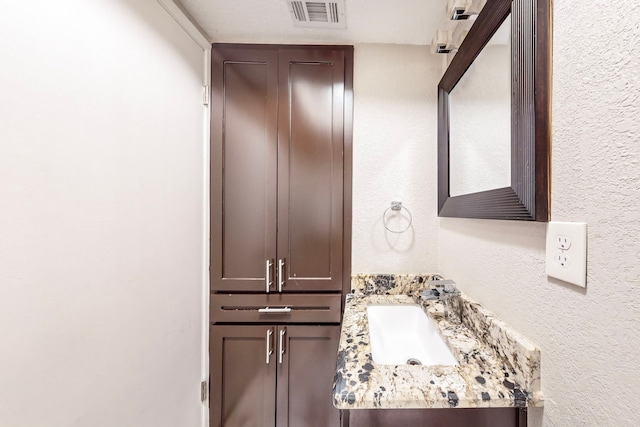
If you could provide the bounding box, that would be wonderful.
[556,235,571,250]
[545,222,587,287]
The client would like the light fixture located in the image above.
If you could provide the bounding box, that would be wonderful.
[431,0,486,54]
[447,0,473,20]
[430,29,453,54]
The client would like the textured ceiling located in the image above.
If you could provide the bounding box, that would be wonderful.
[178,0,448,45]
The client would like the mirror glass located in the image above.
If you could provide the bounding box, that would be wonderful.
[438,0,550,221]
[449,15,511,197]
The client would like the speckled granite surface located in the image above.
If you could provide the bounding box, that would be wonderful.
[333,274,542,409]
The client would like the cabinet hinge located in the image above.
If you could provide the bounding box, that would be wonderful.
[203,86,210,106]
[201,380,208,403]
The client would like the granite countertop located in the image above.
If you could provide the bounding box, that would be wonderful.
[332,274,542,410]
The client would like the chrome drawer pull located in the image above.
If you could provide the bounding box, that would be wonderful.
[258,307,292,314]
[279,328,286,364]
[266,328,273,364]
[265,259,273,293]
[278,258,285,292]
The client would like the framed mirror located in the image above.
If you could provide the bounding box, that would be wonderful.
[437,0,551,221]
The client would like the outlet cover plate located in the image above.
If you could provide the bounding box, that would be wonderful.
[545,222,587,287]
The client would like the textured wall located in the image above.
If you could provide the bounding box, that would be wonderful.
[438,1,640,426]
[352,44,442,273]
[0,1,204,426]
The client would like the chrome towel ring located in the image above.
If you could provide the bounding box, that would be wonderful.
[383,201,413,233]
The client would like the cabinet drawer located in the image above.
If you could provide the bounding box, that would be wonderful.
[211,294,342,324]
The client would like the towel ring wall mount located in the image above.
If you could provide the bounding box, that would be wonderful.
[383,201,413,234]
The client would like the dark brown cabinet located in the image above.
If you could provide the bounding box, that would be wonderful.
[211,325,341,427]
[210,43,352,427]
[211,45,350,294]
[348,408,526,427]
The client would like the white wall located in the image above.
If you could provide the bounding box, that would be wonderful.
[0,1,205,426]
[438,1,640,426]
[351,44,441,274]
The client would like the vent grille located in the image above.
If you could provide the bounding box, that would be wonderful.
[291,1,306,21]
[329,2,339,22]
[286,0,346,28]
[307,2,329,22]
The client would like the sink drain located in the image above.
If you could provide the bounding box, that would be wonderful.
[406,358,422,366]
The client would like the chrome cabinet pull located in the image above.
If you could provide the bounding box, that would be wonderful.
[279,328,286,364]
[265,259,273,293]
[266,328,273,364]
[258,307,292,314]
[278,258,286,292]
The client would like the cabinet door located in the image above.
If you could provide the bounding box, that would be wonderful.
[349,408,521,427]
[211,46,278,293]
[277,48,345,292]
[210,325,277,427]
[276,325,341,427]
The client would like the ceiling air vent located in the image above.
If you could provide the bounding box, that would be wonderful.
[286,1,346,29]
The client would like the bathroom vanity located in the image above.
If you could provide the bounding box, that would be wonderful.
[333,275,542,426]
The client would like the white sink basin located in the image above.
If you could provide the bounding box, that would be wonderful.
[367,304,458,366]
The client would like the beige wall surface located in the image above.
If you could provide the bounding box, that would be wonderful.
[438,1,640,426]
[351,44,442,274]
[0,1,205,426]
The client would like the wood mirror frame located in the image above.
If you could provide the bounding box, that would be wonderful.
[437,0,551,221]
